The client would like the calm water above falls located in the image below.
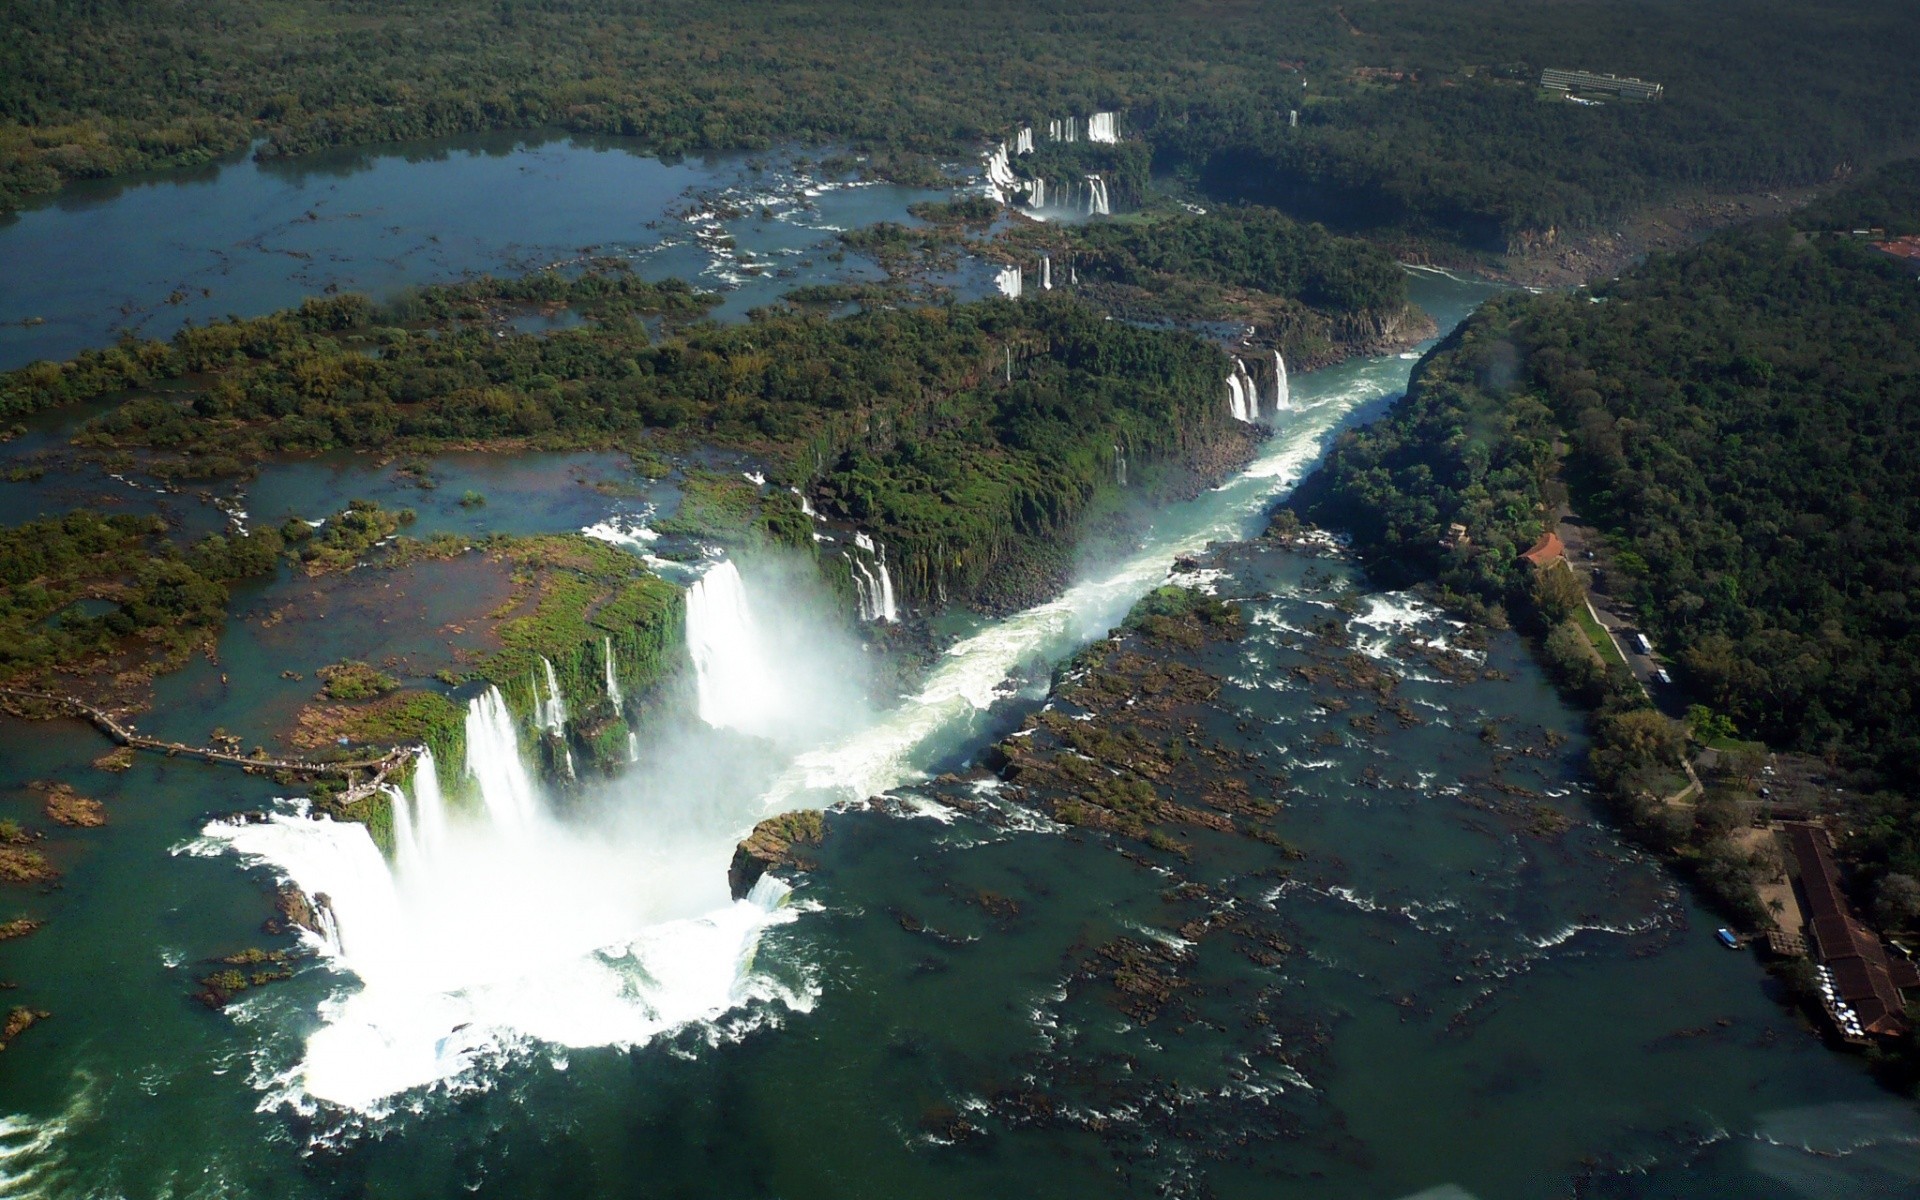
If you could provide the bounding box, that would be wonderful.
[0,131,971,372]
[0,157,1914,1197]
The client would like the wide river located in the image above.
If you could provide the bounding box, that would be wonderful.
[0,134,1916,1199]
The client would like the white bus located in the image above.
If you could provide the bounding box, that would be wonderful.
[1633,633,1654,656]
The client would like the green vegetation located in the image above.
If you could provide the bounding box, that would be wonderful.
[1044,203,1420,345]
[1293,160,1920,923]
[0,510,282,692]
[316,661,400,701]
[21,277,1247,613]
[5,1,1917,253]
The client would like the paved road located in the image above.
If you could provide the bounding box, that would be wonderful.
[1555,512,1686,717]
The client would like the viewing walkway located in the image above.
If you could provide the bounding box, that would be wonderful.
[0,686,415,784]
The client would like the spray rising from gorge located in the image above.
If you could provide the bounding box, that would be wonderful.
[194,299,1462,1117]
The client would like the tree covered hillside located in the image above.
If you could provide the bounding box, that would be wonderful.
[4,1,1919,251]
[1293,161,1920,878]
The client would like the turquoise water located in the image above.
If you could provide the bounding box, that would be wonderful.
[0,141,1913,1197]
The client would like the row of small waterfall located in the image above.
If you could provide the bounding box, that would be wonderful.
[1227,351,1291,423]
[995,253,1081,299]
[982,142,1114,215]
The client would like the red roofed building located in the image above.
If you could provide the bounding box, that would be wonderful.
[1786,823,1916,1040]
[1518,530,1565,568]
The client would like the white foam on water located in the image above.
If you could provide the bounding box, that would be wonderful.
[189,344,1422,1121]
[763,364,1400,808]
[197,764,809,1114]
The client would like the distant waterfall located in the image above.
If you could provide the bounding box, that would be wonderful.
[465,687,543,832]
[1025,177,1046,209]
[1272,350,1291,411]
[1015,126,1035,155]
[686,560,781,733]
[1113,444,1128,486]
[1088,111,1119,143]
[1085,176,1110,217]
[982,142,1016,202]
[534,657,568,735]
[996,264,1022,298]
[1041,255,1052,290]
[847,533,900,623]
[1226,358,1259,423]
[602,638,623,709]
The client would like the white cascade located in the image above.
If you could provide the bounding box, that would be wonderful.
[1041,255,1052,290]
[626,731,639,763]
[1088,111,1119,143]
[603,637,624,709]
[982,142,1016,202]
[465,686,543,832]
[1272,350,1291,411]
[686,559,783,734]
[388,747,451,877]
[1015,126,1035,155]
[535,657,568,735]
[1025,177,1046,209]
[386,783,419,880]
[845,534,900,623]
[1226,358,1259,423]
[410,746,450,862]
[850,556,879,621]
[876,544,900,623]
[1114,444,1128,486]
[1085,175,1110,216]
[995,263,1022,299]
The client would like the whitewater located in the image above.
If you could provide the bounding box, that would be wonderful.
[195,350,1416,1117]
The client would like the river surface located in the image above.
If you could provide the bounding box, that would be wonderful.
[0,131,989,372]
[0,141,1916,1199]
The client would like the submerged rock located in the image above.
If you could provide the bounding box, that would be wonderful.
[0,1005,49,1050]
[728,810,824,900]
[32,781,106,828]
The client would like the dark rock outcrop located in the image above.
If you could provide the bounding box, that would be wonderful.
[728,810,824,901]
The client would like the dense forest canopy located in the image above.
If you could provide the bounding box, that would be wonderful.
[1294,159,1920,882]
[4,1,1919,247]
[1,274,1244,612]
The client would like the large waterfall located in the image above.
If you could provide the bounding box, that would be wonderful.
[1273,350,1291,411]
[466,686,543,831]
[1041,255,1052,290]
[1088,111,1119,143]
[202,661,812,1111]
[995,263,1022,298]
[389,747,451,879]
[691,560,787,733]
[1015,126,1035,155]
[191,335,1425,1117]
